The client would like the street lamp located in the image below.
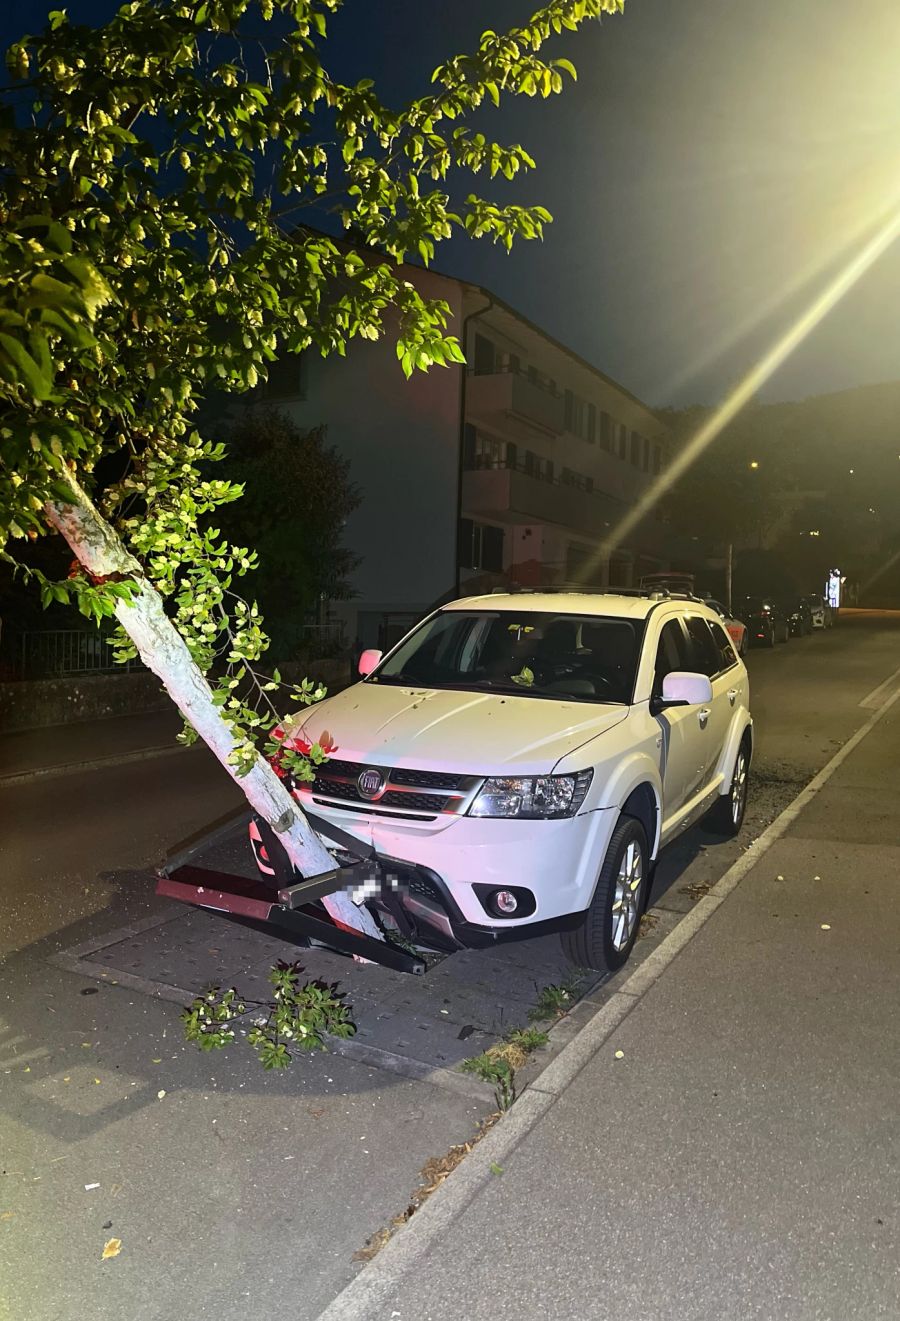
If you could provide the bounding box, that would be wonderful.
[749,460,759,470]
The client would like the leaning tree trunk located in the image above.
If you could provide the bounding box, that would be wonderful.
[45,470,381,942]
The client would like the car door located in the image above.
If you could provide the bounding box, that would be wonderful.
[683,614,738,791]
[652,617,711,823]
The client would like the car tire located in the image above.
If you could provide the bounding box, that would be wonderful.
[561,816,649,974]
[765,625,776,648]
[709,737,750,837]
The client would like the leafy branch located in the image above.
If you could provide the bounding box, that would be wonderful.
[181,960,355,1069]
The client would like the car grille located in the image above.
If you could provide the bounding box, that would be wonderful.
[324,760,464,790]
[314,777,448,814]
[305,758,480,820]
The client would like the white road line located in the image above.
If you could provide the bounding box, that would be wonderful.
[859,664,900,710]
[316,679,900,1321]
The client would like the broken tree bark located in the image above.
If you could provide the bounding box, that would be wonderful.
[45,469,381,941]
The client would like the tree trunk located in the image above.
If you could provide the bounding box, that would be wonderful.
[45,470,381,942]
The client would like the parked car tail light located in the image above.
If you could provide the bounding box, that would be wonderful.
[468,770,593,819]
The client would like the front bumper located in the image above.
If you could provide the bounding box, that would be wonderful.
[300,796,618,940]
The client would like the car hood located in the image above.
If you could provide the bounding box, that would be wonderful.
[298,682,629,777]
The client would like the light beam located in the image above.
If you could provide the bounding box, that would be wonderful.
[587,204,900,582]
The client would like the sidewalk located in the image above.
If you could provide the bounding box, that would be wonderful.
[0,709,188,783]
[324,694,900,1320]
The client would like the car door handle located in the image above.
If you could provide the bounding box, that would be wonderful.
[727,688,738,706]
[698,707,711,728]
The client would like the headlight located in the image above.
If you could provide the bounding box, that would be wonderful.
[468,770,593,819]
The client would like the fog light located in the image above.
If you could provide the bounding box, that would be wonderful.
[493,889,518,915]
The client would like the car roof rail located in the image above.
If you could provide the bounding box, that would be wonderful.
[482,584,705,604]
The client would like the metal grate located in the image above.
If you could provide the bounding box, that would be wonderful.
[390,767,463,790]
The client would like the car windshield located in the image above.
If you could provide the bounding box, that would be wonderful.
[370,610,642,705]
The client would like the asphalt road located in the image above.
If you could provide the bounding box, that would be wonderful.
[1,610,898,1320]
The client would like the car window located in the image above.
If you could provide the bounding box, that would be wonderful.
[708,620,737,671]
[653,619,691,697]
[684,615,722,678]
[373,610,641,704]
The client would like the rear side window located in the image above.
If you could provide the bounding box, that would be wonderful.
[653,620,691,697]
[708,620,737,671]
[684,615,722,678]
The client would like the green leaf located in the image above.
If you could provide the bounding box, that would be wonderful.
[0,331,53,400]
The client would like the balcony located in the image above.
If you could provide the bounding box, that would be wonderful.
[463,465,621,539]
[466,369,565,437]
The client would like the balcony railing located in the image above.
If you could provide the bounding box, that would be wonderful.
[466,369,565,436]
[465,456,595,496]
[469,362,562,397]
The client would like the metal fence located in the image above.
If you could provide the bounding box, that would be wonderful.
[7,629,141,679]
[297,622,346,658]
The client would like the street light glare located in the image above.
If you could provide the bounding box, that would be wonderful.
[582,200,900,578]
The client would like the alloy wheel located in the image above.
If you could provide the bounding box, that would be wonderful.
[732,749,748,826]
[611,839,643,951]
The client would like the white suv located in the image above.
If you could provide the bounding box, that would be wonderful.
[289,591,752,973]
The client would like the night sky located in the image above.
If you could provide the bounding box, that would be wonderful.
[5,0,900,407]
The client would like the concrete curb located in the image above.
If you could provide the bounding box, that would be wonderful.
[0,740,191,788]
[316,681,900,1321]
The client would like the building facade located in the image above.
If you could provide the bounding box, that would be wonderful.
[260,265,685,652]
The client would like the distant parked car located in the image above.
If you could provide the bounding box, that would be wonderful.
[780,597,814,637]
[802,595,832,630]
[705,599,748,657]
[741,597,790,647]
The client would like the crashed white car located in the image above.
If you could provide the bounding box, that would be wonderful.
[290,591,753,973]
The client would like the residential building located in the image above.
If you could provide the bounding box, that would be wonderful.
[254,262,686,652]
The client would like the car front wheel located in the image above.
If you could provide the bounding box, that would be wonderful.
[561,817,649,973]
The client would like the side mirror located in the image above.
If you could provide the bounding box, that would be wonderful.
[657,670,713,710]
[358,648,382,677]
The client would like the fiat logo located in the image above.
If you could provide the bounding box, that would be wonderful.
[357,768,386,800]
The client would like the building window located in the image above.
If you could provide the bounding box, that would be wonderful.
[469,431,517,470]
[473,333,495,375]
[643,436,651,472]
[459,519,504,572]
[564,389,586,438]
[599,412,612,451]
[524,451,554,483]
[586,403,596,444]
[463,423,477,468]
[493,350,520,375]
[653,443,663,474]
[630,431,641,467]
[618,424,628,459]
